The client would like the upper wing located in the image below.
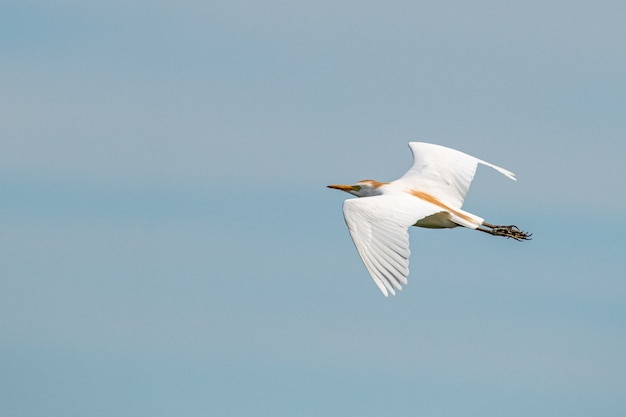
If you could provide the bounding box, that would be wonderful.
[399,142,516,208]
[342,194,441,297]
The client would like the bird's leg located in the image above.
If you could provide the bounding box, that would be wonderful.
[477,222,532,241]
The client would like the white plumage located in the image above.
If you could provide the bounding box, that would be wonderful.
[328,142,530,297]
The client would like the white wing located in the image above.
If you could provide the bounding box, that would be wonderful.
[342,194,442,297]
[399,142,516,208]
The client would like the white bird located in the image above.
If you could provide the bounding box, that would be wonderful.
[328,142,531,297]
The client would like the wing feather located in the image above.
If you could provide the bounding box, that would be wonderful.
[371,239,409,276]
[342,194,440,296]
[399,142,516,208]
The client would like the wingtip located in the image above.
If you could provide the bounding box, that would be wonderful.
[479,160,517,181]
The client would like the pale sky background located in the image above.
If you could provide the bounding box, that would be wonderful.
[2,1,625,416]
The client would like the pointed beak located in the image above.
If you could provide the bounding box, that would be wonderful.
[327,184,354,193]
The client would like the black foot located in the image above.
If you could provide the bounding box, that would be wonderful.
[490,225,532,241]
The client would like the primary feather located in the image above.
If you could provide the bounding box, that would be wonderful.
[342,194,436,296]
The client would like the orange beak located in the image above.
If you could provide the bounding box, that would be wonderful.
[327,184,354,193]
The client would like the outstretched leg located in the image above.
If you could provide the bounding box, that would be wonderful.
[477,222,532,241]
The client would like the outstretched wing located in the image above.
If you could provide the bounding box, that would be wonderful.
[342,194,441,297]
[399,142,516,208]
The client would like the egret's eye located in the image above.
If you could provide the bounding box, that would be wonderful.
[352,185,361,191]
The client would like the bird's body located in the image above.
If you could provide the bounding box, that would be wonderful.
[328,142,531,297]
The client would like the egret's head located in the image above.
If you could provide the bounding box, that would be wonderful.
[327,180,387,197]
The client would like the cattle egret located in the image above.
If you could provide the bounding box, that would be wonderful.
[328,142,531,297]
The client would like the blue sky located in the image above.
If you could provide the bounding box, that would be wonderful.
[1,1,625,416]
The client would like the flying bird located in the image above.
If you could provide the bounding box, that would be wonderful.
[328,142,531,297]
